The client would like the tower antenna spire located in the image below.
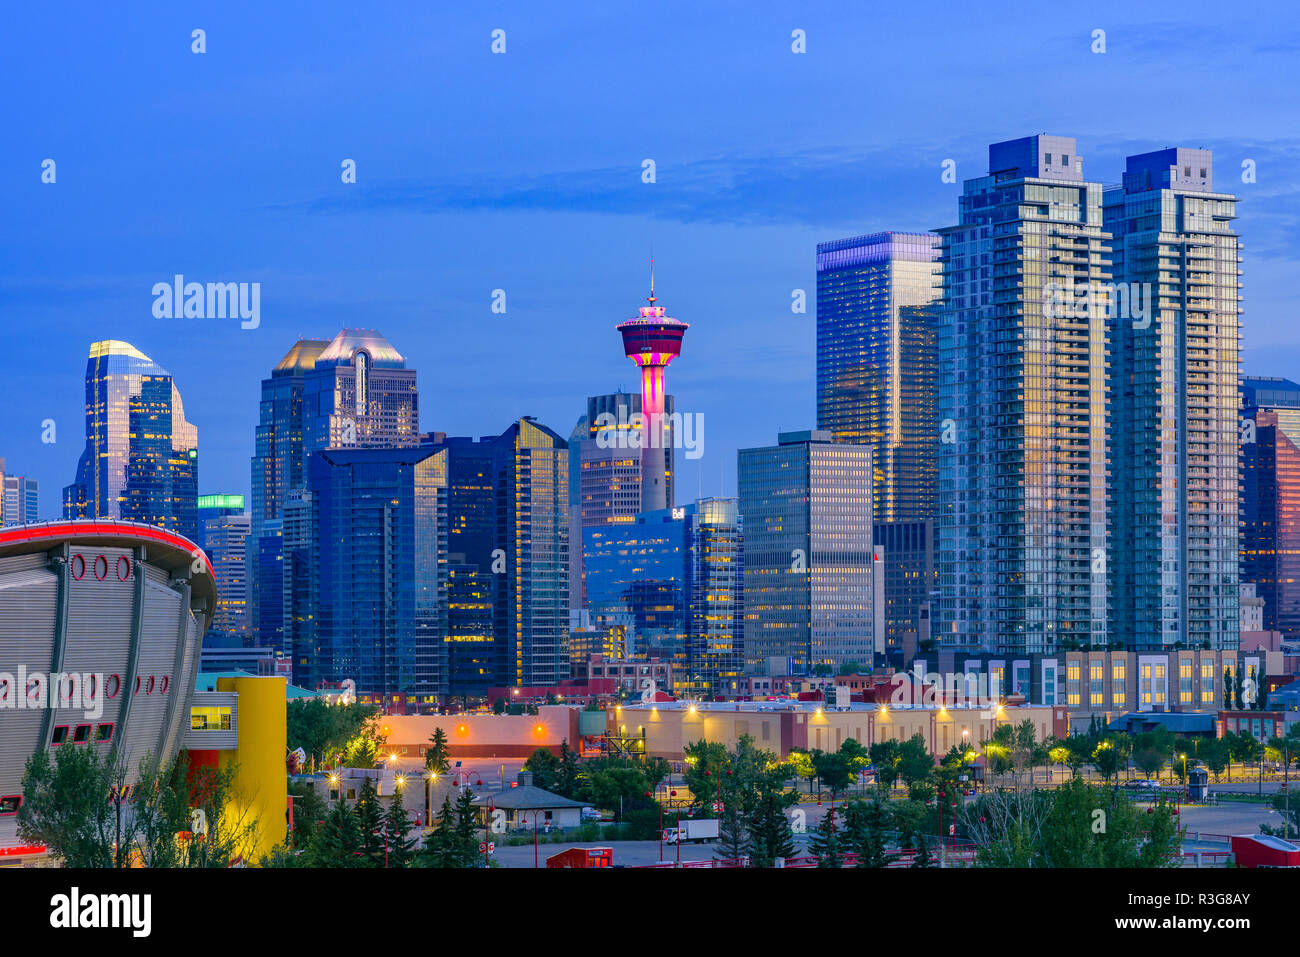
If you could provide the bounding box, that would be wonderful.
[648,254,656,304]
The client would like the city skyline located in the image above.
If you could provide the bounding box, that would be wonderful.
[5,3,1300,518]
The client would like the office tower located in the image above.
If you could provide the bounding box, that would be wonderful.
[583,498,743,697]
[738,431,874,673]
[567,391,674,612]
[1241,377,1300,639]
[204,512,251,643]
[873,520,936,661]
[281,489,315,670]
[585,507,689,670]
[937,135,1110,654]
[616,272,688,512]
[256,518,285,651]
[306,447,448,705]
[249,340,328,645]
[1106,149,1241,651]
[433,417,570,691]
[439,436,503,698]
[816,231,940,522]
[685,497,744,697]
[250,339,328,543]
[0,460,39,525]
[64,340,199,538]
[195,493,245,550]
[302,328,419,475]
[446,560,495,701]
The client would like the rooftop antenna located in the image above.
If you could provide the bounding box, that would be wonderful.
[648,251,657,305]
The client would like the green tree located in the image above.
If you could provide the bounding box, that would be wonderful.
[424,727,451,775]
[288,778,328,848]
[18,742,125,867]
[308,798,364,867]
[897,734,935,798]
[286,699,378,770]
[747,788,796,868]
[1093,739,1122,785]
[555,740,580,798]
[523,748,560,792]
[354,777,386,866]
[682,740,731,807]
[715,787,750,863]
[812,750,853,803]
[868,740,902,792]
[419,796,465,868]
[808,807,843,867]
[842,795,897,868]
[1134,750,1164,780]
[1223,667,1233,711]
[382,790,416,867]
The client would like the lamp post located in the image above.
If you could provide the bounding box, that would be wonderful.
[520,809,544,868]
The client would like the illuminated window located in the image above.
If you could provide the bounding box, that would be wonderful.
[190,706,232,731]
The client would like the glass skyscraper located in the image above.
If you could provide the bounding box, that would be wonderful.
[583,498,743,697]
[302,328,419,474]
[204,511,251,643]
[249,339,328,647]
[432,417,569,692]
[567,391,673,613]
[306,446,449,705]
[738,430,874,672]
[816,231,939,523]
[0,460,39,526]
[1106,148,1241,650]
[1241,377,1300,640]
[250,339,328,543]
[937,135,1110,654]
[64,340,199,540]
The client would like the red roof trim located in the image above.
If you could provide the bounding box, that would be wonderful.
[0,522,211,576]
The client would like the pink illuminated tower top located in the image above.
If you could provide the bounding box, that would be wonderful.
[616,262,688,512]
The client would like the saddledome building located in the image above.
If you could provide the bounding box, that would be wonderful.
[0,521,218,858]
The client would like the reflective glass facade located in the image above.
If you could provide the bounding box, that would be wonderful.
[1241,378,1300,639]
[738,431,874,672]
[433,418,569,691]
[306,447,449,699]
[302,329,420,474]
[1106,149,1241,650]
[64,340,199,539]
[583,498,743,697]
[817,232,939,523]
[937,136,1110,654]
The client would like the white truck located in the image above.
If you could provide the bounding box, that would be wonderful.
[662,818,720,845]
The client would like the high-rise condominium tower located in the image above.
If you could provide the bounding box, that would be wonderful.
[937,135,1110,654]
[1106,148,1241,651]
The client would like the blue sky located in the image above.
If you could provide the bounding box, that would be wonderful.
[3,1,1299,516]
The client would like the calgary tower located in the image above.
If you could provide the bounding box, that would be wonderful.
[616,262,688,512]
